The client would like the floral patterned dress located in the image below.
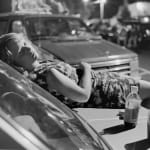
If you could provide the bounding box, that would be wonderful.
[25,60,139,109]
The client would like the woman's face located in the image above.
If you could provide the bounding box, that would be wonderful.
[7,39,36,71]
[16,46,36,71]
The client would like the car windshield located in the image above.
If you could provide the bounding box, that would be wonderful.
[25,16,99,41]
[0,61,105,150]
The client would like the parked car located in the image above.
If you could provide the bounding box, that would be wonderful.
[0,60,113,150]
[0,11,139,78]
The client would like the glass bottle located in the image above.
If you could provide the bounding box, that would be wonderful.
[124,85,141,129]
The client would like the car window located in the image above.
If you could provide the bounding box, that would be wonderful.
[25,17,93,39]
[0,20,8,36]
[68,19,90,34]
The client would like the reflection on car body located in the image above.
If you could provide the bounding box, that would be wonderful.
[0,60,112,150]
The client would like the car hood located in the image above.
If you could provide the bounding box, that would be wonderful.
[34,39,136,64]
[76,108,148,150]
[0,61,105,150]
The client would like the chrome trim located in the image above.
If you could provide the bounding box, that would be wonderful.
[90,57,139,77]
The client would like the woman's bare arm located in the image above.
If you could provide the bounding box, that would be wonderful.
[46,62,92,103]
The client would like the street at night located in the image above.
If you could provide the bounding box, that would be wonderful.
[0,0,150,150]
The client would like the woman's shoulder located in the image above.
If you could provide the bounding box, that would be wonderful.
[52,61,79,83]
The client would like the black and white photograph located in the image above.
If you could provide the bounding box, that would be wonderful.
[0,0,150,149]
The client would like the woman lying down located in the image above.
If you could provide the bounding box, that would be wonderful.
[0,32,150,108]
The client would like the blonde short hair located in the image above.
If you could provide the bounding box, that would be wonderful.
[0,33,39,65]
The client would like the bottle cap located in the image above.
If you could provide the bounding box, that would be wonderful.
[131,85,138,93]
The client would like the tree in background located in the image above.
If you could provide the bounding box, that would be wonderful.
[50,0,90,18]
[12,0,85,16]
[13,0,51,12]
[45,0,69,14]
[116,0,131,19]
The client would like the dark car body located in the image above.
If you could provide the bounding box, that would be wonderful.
[0,60,113,150]
[0,11,140,78]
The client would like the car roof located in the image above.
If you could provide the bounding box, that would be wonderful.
[0,11,81,19]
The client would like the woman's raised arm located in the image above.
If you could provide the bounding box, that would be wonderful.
[46,62,92,103]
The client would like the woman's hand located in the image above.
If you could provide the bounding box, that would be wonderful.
[78,62,91,71]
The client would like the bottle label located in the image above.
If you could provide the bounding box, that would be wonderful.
[124,107,139,123]
[124,99,140,124]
